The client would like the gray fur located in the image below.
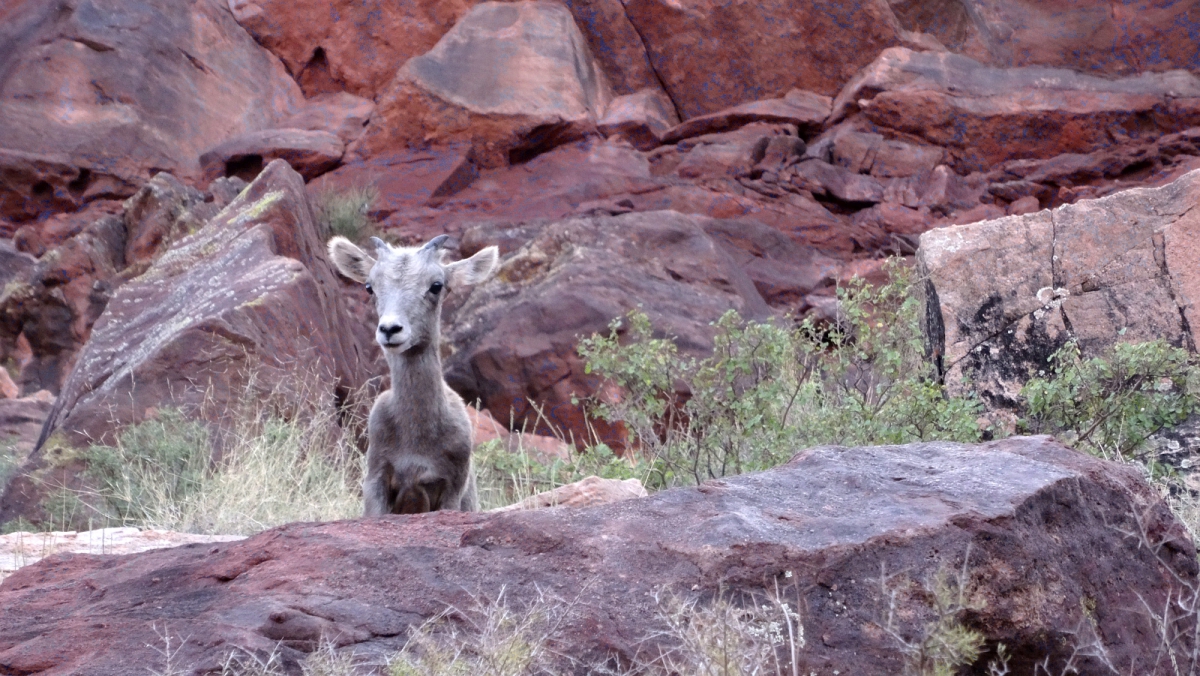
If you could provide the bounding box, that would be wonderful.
[328,234,500,515]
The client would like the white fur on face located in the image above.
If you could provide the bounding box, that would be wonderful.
[368,246,446,353]
[328,236,500,355]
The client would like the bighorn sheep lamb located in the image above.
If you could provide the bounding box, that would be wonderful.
[328,234,499,515]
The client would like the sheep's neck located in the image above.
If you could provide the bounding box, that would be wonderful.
[386,341,448,418]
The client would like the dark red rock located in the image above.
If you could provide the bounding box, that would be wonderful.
[0,437,1192,675]
[227,0,473,99]
[833,48,1200,174]
[598,89,680,151]
[0,161,377,527]
[278,93,374,144]
[11,201,124,259]
[350,2,611,170]
[443,210,770,441]
[621,0,899,118]
[0,214,127,397]
[200,130,345,184]
[0,0,304,199]
[661,93,831,144]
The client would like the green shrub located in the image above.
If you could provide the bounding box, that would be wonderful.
[577,259,984,489]
[314,184,379,242]
[1020,338,1198,463]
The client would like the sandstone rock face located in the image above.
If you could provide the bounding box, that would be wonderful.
[278,93,374,144]
[0,0,303,222]
[352,1,612,169]
[919,168,1200,409]
[443,210,770,440]
[0,437,1192,674]
[661,91,831,144]
[200,129,345,184]
[348,1,609,169]
[0,161,375,526]
[227,0,473,99]
[918,0,1200,76]
[598,89,680,151]
[621,0,900,118]
[833,48,1200,173]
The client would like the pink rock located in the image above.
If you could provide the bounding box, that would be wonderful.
[598,89,680,151]
[200,130,345,184]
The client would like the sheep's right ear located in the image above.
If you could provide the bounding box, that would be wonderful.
[327,237,374,283]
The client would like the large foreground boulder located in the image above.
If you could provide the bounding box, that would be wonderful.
[0,160,375,527]
[352,1,612,168]
[918,168,1200,409]
[0,436,1193,674]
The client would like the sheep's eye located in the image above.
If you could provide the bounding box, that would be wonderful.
[364,283,373,295]
[429,281,444,295]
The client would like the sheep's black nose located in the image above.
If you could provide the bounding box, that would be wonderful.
[379,323,403,338]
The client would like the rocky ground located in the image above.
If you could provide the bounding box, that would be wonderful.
[2,436,1196,674]
[3,0,1200,672]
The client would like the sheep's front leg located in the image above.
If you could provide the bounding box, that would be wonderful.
[363,465,390,516]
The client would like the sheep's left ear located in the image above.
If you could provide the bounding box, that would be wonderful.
[446,246,499,287]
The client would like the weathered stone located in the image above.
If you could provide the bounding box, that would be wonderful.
[0,0,304,200]
[443,210,769,442]
[0,391,54,465]
[919,168,1200,409]
[0,241,35,291]
[227,0,473,99]
[352,2,611,169]
[277,93,374,145]
[963,0,1196,75]
[0,161,375,527]
[833,130,944,178]
[597,89,680,151]
[121,174,209,270]
[792,159,885,203]
[621,0,899,118]
[0,437,1193,675]
[833,48,1200,173]
[310,145,479,218]
[0,215,128,396]
[661,94,830,144]
[200,130,345,184]
[12,201,124,259]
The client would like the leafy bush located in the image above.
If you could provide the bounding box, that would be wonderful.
[314,184,379,242]
[577,260,984,488]
[1021,338,1198,463]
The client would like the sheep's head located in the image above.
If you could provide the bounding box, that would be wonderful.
[328,234,499,354]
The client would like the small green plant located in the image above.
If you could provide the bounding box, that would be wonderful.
[577,259,984,488]
[1021,339,1198,462]
[314,184,379,242]
[877,558,988,676]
